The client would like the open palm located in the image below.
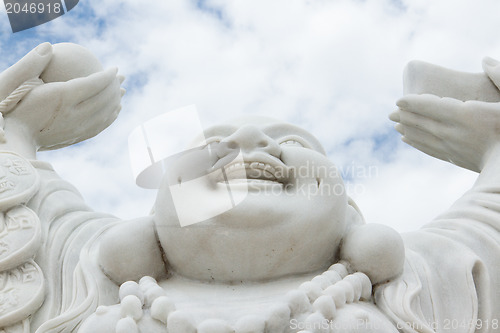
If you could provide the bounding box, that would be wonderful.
[390,57,500,173]
[0,43,124,152]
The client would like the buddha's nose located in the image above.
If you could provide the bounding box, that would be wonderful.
[218,125,281,158]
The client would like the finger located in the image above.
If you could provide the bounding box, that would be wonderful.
[397,94,463,122]
[64,67,118,104]
[75,104,121,142]
[482,57,500,91]
[394,122,444,141]
[74,79,121,120]
[401,124,444,151]
[389,110,400,122]
[121,88,126,97]
[394,123,404,135]
[397,109,449,139]
[118,75,125,84]
[399,123,456,165]
[0,43,53,100]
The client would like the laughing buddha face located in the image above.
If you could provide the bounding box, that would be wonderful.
[153,117,362,283]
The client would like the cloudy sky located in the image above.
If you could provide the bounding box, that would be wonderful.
[1,0,499,232]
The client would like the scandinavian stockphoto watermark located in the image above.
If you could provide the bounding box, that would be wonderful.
[3,0,79,33]
[128,106,378,227]
[290,317,383,331]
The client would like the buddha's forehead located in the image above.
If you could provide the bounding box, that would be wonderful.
[204,116,326,155]
[225,115,282,127]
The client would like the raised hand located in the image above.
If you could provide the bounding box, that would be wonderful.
[390,94,500,173]
[12,67,123,149]
[0,42,124,158]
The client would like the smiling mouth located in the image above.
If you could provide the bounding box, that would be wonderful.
[210,160,290,185]
[224,162,278,182]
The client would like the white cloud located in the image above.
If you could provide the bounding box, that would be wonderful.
[1,0,499,232]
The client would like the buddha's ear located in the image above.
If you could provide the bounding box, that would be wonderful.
[345,196,365,229]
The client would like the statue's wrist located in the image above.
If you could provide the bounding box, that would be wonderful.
[473,143,500,187]
[0,118,37,159]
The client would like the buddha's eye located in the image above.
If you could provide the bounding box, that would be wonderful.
[278,135,314,149]
[279,139,306,148]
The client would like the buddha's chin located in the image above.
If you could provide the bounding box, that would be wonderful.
[154,189,342,231]
[203,194,303,229]
[158,222,341,283]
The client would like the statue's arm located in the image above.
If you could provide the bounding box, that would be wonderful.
[32,161,168,286]
[0,44,167,285]
[0,43,124,217]
[388,62,500,327]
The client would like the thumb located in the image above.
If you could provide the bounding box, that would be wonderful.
[0,43,53,101]
[482,56,500,91]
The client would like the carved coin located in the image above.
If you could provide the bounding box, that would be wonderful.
[0,206,41,271]
[0,260,44,328]
[0,152,39,211]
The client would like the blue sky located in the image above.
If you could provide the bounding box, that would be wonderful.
[2,0,499,232]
